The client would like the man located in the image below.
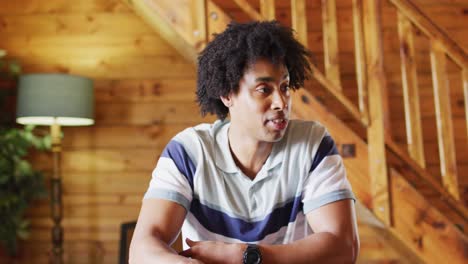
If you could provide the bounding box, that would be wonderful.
[130,21,359,264]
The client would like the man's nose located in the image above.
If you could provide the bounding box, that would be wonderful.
[271,90,288,111]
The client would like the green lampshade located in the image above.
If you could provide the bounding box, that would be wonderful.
[16,74,94,126]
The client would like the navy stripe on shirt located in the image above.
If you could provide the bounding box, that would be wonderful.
[310,135,339,172]
[161,140,196,190]
[189,195,303,242]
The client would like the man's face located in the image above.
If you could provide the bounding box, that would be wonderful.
[223,58,291,143]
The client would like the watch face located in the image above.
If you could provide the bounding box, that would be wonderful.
[245,252,260,264]
[244,244,262,264]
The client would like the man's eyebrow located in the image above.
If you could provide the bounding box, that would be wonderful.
[255,76,275,82]
[255,73,289,83]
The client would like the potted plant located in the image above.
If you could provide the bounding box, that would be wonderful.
[0,50,51,256]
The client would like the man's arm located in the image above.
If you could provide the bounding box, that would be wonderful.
[260,199,360,264]
[182,199,359,264]
[129,198,203,264]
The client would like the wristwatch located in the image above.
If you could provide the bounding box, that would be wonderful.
[243,244,262,264]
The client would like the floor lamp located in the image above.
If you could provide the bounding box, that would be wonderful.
[16,74,94,264]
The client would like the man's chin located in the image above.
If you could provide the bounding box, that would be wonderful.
[266,130,286,142]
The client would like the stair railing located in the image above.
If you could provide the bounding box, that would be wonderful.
[389,0,467,202]
[125,0,467,224]
[208,0,468,225]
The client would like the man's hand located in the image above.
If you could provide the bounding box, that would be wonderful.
[179,238,246,264]
[176,258,205,264]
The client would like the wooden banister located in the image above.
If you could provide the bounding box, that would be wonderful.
[389,0,468,69]
[291,0,368,127]
[321,0,341,89]
[125,0,199,63]
[192,0,208,51]
[309,64,366,126]
[352,0,369,126]
[291,0,307,47]
[390,0,467,203]
[397,12,425,169]
[362,0,391,225]
[430,40,460,200]
[260,0,275,20]
[206,0,232,42]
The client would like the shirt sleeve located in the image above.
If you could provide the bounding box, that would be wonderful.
[143,139,195,212]
[302,133,355,214]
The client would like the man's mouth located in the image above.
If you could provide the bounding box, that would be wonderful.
[271,118,285,124]
[267,118,288,130]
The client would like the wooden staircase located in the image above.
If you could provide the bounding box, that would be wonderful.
[124,0,468,263]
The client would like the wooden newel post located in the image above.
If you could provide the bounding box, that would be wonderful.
[50,121,64,264]
[362,0,392,226]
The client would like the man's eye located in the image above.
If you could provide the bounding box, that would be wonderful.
[257,86,269,93]
[280,85,290,93]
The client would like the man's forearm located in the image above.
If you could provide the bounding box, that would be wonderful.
[259,232,358,264]
[129,235,190,264]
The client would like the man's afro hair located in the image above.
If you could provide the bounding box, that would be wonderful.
[196,20,313,120]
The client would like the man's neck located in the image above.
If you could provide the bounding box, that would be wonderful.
[227,126,273,180]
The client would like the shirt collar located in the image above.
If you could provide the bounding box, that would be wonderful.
[214,120,285,174]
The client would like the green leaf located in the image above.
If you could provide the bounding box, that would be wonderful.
[0,174,9,184]
[8,61,21,76]
[0,125,49,256]
[24,125,35,132]
[14,160,32,180]
[39,135,52,150]
[16,220,30,240]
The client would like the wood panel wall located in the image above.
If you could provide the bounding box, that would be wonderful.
[0,0,213,263]
[0,0,466,263]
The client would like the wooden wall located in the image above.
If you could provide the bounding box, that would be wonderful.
[0,0,466,263]
[0,0,214,263]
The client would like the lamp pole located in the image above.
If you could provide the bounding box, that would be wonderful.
[15,73,94,263]
[50,119,63,264]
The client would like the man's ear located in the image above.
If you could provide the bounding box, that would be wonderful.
[220,95,232,107]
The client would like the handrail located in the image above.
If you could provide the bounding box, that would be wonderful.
[309,64,368,127]
[389,0,467,69]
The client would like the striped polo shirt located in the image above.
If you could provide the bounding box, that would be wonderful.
[144,119,354,249]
